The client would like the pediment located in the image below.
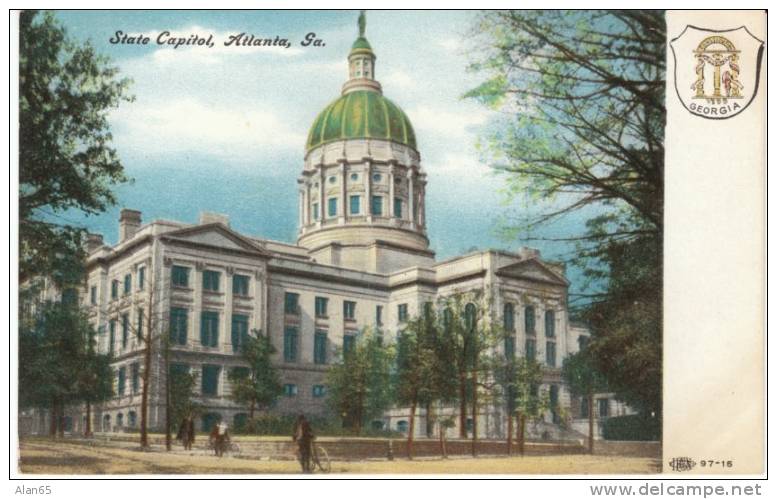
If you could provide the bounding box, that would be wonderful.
[162,223,269,257]
[496,258,569,286]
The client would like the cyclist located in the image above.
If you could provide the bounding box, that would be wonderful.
[292,414,314,473]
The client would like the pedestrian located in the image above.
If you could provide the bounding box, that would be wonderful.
[292,414,314,473]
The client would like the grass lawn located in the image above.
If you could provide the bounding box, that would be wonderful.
[18,439,661,475]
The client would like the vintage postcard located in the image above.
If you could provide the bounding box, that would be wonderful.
[10,8,766,480]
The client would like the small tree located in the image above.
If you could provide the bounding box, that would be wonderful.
[507,358,549,456]
[167,362,198,438]
[326,327,394,434]
[562,348,608,453]
[395,310,439,458]
[228,330,283,420]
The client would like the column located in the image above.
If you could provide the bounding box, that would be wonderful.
[388,163,396,217]
[318,165,326,225]
[364,160,372,221]
[192,262,203,349]
[340,161,347,223]
[223,266,234,353]
[407,167,416,229]
[304,182,311,226]
[252,268,264,333]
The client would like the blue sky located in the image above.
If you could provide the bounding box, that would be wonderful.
[52,10,590,289]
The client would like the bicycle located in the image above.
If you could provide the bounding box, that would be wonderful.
[208,436,241,457]
[311,444,330,473]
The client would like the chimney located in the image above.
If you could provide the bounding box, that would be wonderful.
[517,246,540,260]
[199,211,230,228]
[85,233,104,253]
[119,209,142,242]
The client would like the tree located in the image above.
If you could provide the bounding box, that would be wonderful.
[326,327,394,434]
[438,292,500,455]
[19,10,132,285]
[18,292,113,438]
[395,310,439,458]
[167,362,198,439]
[228,330,283,421]
[561,349,608,453]
[466,10,664,424]
[505,358,549,456]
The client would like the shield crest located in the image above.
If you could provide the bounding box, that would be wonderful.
[670,25,764,119]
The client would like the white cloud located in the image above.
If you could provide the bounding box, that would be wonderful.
[381,70,414,90]
[409,104,491,141]
[110,97,305,167]
[437,37,462,53]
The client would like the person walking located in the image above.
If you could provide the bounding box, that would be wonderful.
[292,414,314,473]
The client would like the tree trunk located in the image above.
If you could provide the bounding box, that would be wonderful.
[57,402,65,438]
[164,340,171,451]
[439,422,447,459]
[49,403,57,437]
[471,368,478,457]
[507,411,513,456]
[588,391,595,454]
[458,374,467,439]
[518,411,526,456]
[425,401,433,438]
[85,401,92,437]
[249,399,256,420]
[140,282,155,449]
[407,395,418,460]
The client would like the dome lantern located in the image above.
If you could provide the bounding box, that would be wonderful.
[343,11,382,95]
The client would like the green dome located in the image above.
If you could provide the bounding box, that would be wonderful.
[351,36,372,51]
[306,90,417,152]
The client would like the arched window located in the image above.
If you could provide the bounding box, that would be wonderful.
[442,308,453,334]
[116,413,124,428]
[128,410,137,428]
[545,310,555,337]
[524,305,536,335]
[102,414,111,432]
[397,420,409,433]
[464,303,477,331]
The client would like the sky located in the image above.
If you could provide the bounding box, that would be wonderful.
[51,10,591,291]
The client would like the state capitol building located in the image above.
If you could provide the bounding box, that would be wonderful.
[26,15,628,440]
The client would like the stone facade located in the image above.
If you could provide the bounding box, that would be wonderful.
[22,16,613,440]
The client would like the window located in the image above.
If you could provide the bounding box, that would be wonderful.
[170,308,188,345]
[121,314,129,348]
[118,367,126,396]
[327,197,338,217]
[525,338,536,361]
[504,335,515,358]
[545,310,555,337]
[371,195,383,216]
[314,330,328,365]
[464,303,477,331]
[524,306,536,335]
[201,365,220,396]
[312,202,319,221]
[109,320,116,356]
[549,385,560,423]
[598,398,609,418]
[200,311,219,348]
[203,270,220,292]
[372,173,382,182]
[231,314,249,353]
[349,195,361,215]
[284,292,299,315]
[124,274,132,295]
[312,385,326,397]
[578,335,590,350]
[503,303,515,331]
[376,305,383,325]
[128,411,137,428]
[90,286,97,305]
[394,197,402,218]
[233,274,250,296]
[131,362,140,393]
[343,334,356,356]
[328,176,336,184]
[283,384,298,397]
[397,303,408,323]
[580,396,590,418]
[343,300,356,320]
[170,362,190,377]
[137,308,144,340]
[315,297,328,317]
[546,341,556,367]
[283,326,298,362]
[111,280,119,299]
[350,173,359,181]
[230,366,250,380]
[138,267,145,290]
[61,288,78,305]
[397,420,409,432]
[172,266,189,288]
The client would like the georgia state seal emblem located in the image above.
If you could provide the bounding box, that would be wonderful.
[671,26,764,119]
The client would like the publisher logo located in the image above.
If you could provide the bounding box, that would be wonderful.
[671,26,764,119]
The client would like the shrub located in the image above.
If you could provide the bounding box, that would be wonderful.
[602,414,660,441]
